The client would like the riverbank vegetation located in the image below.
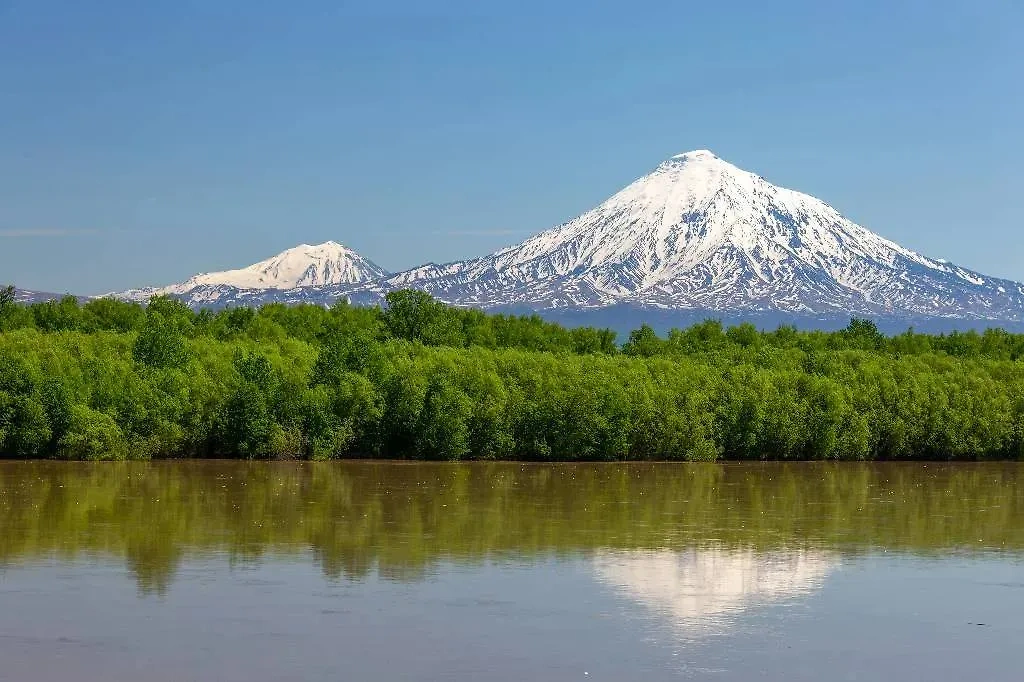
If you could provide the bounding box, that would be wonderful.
[1,286,1023,460]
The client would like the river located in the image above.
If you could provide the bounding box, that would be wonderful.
[1,461,1022,680]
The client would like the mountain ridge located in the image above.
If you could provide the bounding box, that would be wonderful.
[110,150,1024,327]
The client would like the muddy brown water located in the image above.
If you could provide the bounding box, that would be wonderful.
[1,461,1022,681]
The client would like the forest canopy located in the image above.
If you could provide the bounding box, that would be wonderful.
[1,285,1023,461]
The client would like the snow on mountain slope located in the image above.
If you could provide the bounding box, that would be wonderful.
[113,150,1024,324]
[117,241,389,303]
[328,149,1024,320]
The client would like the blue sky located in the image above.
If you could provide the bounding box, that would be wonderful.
[1,0,1022,294]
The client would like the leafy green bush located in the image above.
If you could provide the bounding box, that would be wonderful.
[0,291,1023,460]
[57,405,126,460]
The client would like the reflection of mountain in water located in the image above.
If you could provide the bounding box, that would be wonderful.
[594,548,835,629]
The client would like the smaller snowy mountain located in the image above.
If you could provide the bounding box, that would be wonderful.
[117,241,388,304]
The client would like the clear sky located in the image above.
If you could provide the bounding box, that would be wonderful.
[1,0,1022,294]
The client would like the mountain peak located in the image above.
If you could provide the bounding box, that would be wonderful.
[190,240,388,290]
[654,149,736,190]
[117,240,390,301]
[290,240,349,252]
[351,150,1024,321]
[668,149,720,162]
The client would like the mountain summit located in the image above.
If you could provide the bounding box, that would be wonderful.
[117,241,388,305]
[349,149,1024,320]
[181,241,388,289]
[115,151,1024,326]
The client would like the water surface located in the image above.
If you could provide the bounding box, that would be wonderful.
[1,462,1022,680]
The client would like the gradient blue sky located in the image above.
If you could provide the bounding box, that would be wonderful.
[1,0,1022,294]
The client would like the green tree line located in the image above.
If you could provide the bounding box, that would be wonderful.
[2,285,1024,460]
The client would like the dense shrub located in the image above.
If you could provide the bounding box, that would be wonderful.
[1,289,1023,460]
[57,405,126,460]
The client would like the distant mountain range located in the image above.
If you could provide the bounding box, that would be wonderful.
[89,149,1024,331]
[10,287,79,304]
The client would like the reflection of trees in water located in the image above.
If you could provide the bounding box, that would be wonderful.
[0,461,1021,593]
[593,548,834,631]
[125,541,185,596]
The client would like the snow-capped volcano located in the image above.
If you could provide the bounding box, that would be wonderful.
[113,150,1024,327]
[117,241,388,304]
[341,149,1024,320]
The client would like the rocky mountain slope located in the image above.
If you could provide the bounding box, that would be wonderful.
[112,151,1024,327]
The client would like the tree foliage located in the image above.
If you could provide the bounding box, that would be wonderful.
[0,290,1023,460]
